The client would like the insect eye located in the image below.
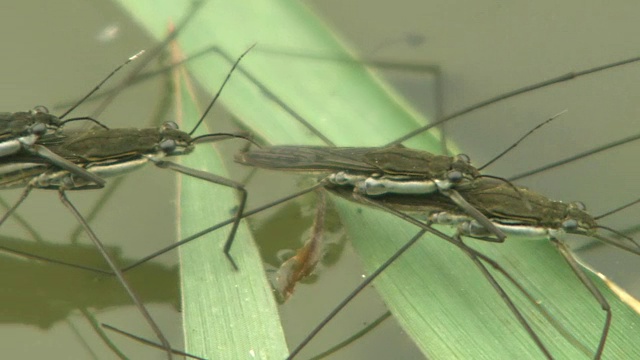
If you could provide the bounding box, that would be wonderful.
[447,170,463,183]
[562,218,579,231]
[455,153,471,163]
[159,139,177,153]
[162,121,179,131]
[569,201,587,211]
[32,105,49,114]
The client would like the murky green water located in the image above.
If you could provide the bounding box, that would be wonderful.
[0,1,638,359]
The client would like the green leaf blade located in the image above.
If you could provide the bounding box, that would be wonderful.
[173,65,288,358]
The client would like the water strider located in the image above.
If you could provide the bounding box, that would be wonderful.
[237,145,513,239]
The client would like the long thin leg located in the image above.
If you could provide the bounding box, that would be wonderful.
[30,144,105,187]
[388,55,640,146]
[441,188,506,241]
[551,238,611,360]
[470,249,592,356]
[351,195,553,359]
[79,308,129,360]
[58,190,173,360]
[509,131,640,181]
[287,229,428,359]
[0,243,111,274]
[4,182,322,275]
[454,238,553,360]
[375,200,604,357]
[70,177,127,243]
[0,196,44,242]
[0,186,33,226]
[303,208,596,358]
[314,244,593,360]
[307,311,394,360]
[122,182,320,270]
[88,0,207,118]
[153,159,246,270]
[102,323,206,360]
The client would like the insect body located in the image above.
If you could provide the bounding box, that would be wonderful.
[236,145,508,241]
[0,50,145,189]
[335,176,640,266]
[3,122,193,190]
[0,109,108,188]
[237,145,476,192]
[0,108,58,157]
[427,179,606,241]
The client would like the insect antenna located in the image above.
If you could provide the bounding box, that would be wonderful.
[509,131,640,181]
[57,51,145,120]
[87,0,207,118]
[187,44,256,136]
[478,110,567,171]
[388,55,640,146]
[595,198,640,221]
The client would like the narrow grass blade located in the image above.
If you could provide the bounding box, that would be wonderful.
[171,46,287,358]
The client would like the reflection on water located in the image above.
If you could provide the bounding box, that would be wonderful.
[0,235,178,328]
[0,234,180,358]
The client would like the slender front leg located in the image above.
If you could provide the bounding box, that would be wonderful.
[58,190,173,360]
[154,159,247,270]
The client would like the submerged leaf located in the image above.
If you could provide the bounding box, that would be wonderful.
[276,191,326,301]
